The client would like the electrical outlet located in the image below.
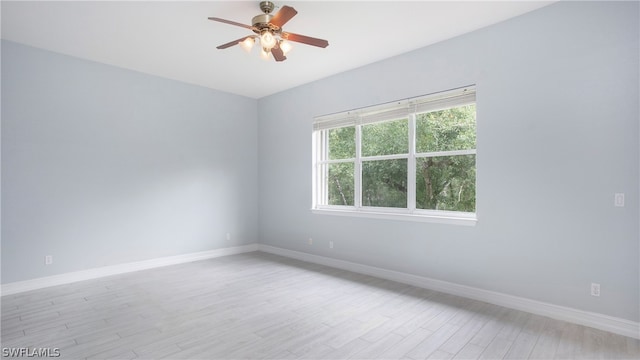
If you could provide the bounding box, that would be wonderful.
[45,255,53,265]
[614,193,625,207]
[308,238,313,245]
[591,283,600,297]
[329,241,334,249]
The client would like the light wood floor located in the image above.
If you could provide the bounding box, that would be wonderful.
[1,252,638,359]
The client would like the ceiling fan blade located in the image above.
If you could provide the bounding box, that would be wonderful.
[282,32,329,48]
[271,47,287,62]
[270,5,297,28]
[208,17,255,31]
[216,36,252,50]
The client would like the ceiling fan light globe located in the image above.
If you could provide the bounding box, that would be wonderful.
[280,40,292,55]
[260,31,277,50]
[239,37,255,53]
[260,48,271,60]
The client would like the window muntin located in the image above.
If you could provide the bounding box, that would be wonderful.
[313,86,476,223]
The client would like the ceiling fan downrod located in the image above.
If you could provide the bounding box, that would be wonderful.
[259,1,275,14]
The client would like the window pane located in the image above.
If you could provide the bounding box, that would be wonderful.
[328,162,354,206]
[362,119,408,156]
[416,105,476,153]
[328,127,355,160]
[362,159,407,208]
[416,155,476,212]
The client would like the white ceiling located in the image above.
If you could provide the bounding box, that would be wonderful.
[1,1,554,99]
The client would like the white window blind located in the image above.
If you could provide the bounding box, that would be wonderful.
[313,86,476,130]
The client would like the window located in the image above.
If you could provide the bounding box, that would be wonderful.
[312,86,477,225]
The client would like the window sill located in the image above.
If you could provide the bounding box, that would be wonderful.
[311,208,477,226]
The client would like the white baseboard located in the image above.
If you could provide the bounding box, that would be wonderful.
[258,244,640,339]
[1,244,259,296]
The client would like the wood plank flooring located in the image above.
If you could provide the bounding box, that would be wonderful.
[1,252,638,359]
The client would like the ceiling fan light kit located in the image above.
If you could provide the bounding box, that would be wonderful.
[209,1,329,62]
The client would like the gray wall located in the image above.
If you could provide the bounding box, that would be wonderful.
[257,1,639,322]
[1,40,259,283]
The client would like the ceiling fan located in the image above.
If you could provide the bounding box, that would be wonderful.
[208,1,329,62]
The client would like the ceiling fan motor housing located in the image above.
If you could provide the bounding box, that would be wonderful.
[252,14,280,35]
[253,1,280,34]
[252,14,274,28]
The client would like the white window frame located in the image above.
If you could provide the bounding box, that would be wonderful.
[312,86,477,226]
